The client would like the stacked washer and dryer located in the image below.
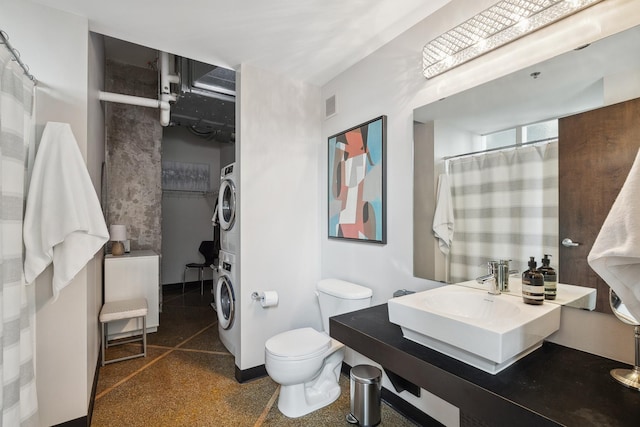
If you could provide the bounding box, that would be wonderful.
[215,163,240,356]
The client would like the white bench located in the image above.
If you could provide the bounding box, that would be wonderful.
[99,298,148,366]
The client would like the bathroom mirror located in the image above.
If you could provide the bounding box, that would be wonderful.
[610,289,640,326]
[413,24,640,314]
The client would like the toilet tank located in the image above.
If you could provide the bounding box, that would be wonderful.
[317,279,372,333]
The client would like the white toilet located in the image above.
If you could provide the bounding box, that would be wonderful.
[265,279,372,418]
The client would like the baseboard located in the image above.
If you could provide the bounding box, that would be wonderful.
[162,280,214,291]
[341,362,442,426]
[235,364,268,383]
[53,416,87,427]
[87,350,101,426]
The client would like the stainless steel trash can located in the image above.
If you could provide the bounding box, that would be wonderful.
[347,365,382,426]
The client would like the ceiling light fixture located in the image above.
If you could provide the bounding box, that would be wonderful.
[422,0,604,79]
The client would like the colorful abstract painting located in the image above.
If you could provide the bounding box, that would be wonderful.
[328,116,386,243]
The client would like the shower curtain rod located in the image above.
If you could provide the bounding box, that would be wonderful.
[443,136,557,161]
[0,29,37,84]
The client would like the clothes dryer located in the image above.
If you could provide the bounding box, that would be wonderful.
[215,249,239,356]
[217,162,238,254]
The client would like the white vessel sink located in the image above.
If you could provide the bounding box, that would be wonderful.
[388,285,560,374]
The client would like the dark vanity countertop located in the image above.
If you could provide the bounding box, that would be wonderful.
[330,304,640,427]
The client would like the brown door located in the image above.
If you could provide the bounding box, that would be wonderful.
[559,97,640,313]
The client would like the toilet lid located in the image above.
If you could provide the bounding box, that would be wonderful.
[265,327,330,359]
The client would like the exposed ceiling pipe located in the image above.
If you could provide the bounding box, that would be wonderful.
[99,91,170,110]
[98,51,179,126]
[159,51,179,126]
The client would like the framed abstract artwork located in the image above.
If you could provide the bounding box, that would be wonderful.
[328,115,387,244]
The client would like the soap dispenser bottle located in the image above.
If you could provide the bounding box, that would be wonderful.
[539,254,557,300]
[522,257,544,305]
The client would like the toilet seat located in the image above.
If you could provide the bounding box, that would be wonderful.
[265,327,330,361]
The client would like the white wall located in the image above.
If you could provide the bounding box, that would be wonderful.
[87,30,106,404]
[161,126,222,285]
[0,0,97,424]
[220,143,236,172]
[238,64,322,370]
[321,0,640,368]
[432,121,482,282]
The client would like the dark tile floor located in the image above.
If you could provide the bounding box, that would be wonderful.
[91,283,416,426]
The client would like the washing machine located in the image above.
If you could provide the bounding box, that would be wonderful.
[215,249,239,356]
[218,162,238,254]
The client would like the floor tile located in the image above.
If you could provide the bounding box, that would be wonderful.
[92,285,415,426]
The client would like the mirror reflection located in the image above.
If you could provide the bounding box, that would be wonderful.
[413,25,640,313]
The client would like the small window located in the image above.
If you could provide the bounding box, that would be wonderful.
[523,119,558,143]
[484,128,516,150]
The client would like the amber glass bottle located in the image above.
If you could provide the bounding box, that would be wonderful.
[539,254,557,300]
[522,257,544,305]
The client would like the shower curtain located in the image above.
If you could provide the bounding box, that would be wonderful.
[0,46,39,425]
[447,141,558,283]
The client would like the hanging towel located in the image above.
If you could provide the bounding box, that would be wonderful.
[432,174,454,255]
[23,122,109,300]
[588,148,640,321]
[211,197,219,226]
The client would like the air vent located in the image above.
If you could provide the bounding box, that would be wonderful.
[171,58,236,143]
[325,95,336,119]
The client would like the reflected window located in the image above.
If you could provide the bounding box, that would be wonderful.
[484,128,516,150]
[482,119,558,151]
[523,119,558,143]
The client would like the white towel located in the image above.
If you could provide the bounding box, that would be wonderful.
[211,197,219,226]
[588,148,640,321]
[432,174,454,255]
[23,122,109,300]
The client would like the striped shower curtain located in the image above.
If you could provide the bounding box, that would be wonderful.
[447,142,558,283]
[0,45,39,425]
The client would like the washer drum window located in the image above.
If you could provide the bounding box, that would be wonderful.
[217,179,236,231]
[216,276,235,330]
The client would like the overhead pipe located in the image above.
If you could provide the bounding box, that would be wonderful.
[99,91,170,109]
[99,51,179,126]
[159,51,179,126]
[160,51,180,90]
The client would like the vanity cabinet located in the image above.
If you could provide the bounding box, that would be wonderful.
[104,250,160,338]
[331,304,640,427]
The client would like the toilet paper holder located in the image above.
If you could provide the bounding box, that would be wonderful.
[251,291,279,308]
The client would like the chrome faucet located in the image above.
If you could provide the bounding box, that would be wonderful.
[476,273,500,295]
[487,260,518,293]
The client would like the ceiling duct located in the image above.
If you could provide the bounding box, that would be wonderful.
[170,58,236,143]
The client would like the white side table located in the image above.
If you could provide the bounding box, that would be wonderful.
[104,250,159,338]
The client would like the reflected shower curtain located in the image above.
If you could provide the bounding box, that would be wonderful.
[0,46,39,425]
[447,142,558,283]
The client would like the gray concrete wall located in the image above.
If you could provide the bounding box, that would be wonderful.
[105,60,162,255]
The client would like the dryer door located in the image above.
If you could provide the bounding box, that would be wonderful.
[218,179,236,231]
[216,275,235,330]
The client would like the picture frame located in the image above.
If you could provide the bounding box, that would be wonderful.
[328,115,387,244]
[161,161,210,192]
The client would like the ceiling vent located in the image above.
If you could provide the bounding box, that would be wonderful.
[171,58,236,143]
[325,95,337,119]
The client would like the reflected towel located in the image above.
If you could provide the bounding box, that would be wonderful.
[432,174,454,255]
[23,122,109,300]
[588,148,640,321]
